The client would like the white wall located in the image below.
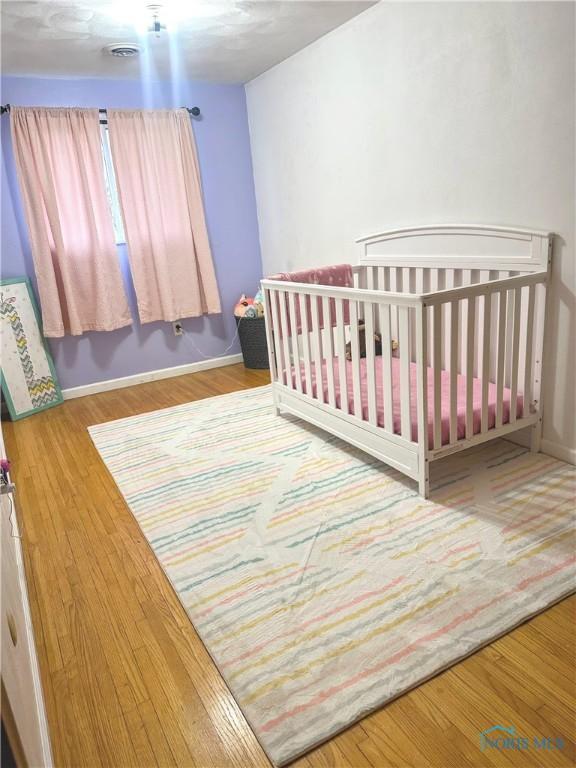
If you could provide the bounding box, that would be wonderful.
[246,1,576,461]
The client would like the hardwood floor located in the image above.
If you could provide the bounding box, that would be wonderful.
[3,363,575,768]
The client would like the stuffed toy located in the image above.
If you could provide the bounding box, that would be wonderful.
[234,294,254,318]
[244,305,258,318]
[243,302,265,319]
[345,321,398,360]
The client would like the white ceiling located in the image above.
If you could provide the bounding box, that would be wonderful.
[1,1,376,83]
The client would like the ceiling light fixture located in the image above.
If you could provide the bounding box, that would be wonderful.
[146,4,167,37]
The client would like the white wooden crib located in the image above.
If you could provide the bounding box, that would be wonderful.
[261,225,552,498]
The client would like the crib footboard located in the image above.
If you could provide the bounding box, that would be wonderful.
[261,278,425,486]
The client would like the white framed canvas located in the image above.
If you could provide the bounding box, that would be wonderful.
[0,277,62,420]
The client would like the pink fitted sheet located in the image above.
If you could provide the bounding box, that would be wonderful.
[288,357,524,448]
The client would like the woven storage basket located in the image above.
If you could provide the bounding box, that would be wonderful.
[236,316,269,369]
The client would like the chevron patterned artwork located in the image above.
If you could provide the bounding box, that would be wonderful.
[1,278,62,419]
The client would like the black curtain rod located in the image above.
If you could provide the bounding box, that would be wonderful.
[0,104,201,118]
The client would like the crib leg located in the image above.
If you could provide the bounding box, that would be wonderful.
[272,389,281,418]
[530,417,543,453]
[418,462,430,499]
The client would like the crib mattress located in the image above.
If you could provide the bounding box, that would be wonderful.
[287,357,523,448]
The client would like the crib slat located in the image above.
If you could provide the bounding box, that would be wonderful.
[531,282,547,448]
[449,300,458,444]
[335,299,349,415]
[428,271,439,365]
[288,292,301,394]
[299,293,313,397]
[279,290,292,390]
[310,295,324,403]
[263,289,277,383]
[402,267,410,291]
[408,268,417,294]
[465,296,476,439]
[474,276,485,377]
[517,287,528,414]
[415,268,424,294]
[366,267,374,290]
[505,286,514,387]
[322,296,336,407]
[480,292,492,433]
[404,267,416,362]
[375,268,385,344]
[459,291,467,375]
[422,268,431,293]
[495,290,507,427]
[390,268,399,354]
[416,304,428,448]
[270,290,285,385]
[510,287,522,423]
[441,291,448,369]
[523,284,535,418]
[379,303,393,433]
[399,306,411,440]
[364,301,377,426]
[432,303,442,449]
[349,300,362,418]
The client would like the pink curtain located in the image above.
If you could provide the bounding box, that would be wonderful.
[107,109,221,323]
[10,107,131,337]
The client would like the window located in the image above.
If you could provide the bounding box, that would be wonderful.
[100,126,126,245]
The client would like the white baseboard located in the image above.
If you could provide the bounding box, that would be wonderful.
[62,353,244,400]
[62,363,576,466]
[541,438,576,466]
[505,429,576,465]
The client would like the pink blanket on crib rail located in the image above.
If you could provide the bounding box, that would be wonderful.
[268,264,353,333]
[268,264,353,287]
[288,357,524,449]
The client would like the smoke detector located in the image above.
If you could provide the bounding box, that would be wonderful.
[104,43,141,58]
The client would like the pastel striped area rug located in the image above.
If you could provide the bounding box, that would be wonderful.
[89,386,576,766]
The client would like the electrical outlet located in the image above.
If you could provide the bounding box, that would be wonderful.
[173,321,184,337]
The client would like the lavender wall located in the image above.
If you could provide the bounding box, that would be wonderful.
[0,76,263,389]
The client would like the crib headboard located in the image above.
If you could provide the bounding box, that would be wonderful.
[356,225,552,274]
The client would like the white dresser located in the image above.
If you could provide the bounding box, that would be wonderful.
[1,426,52,767]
